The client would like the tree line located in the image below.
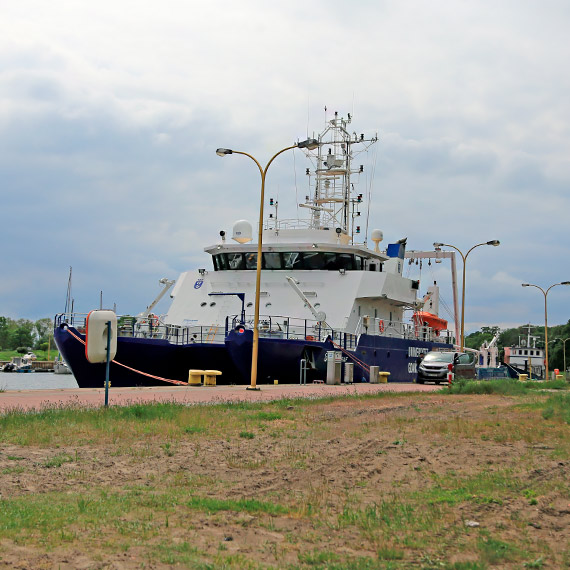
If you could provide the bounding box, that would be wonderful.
[0,316,53,352]
[465,320,570,371]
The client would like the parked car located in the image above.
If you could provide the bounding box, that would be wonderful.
[417,351,476,384]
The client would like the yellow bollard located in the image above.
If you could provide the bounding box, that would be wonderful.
[274,379,278,385]
[188,369,204,386]
[204,370,222,386]
[518,374,528,382]
[556,374,564,381]
[379,371,390,384]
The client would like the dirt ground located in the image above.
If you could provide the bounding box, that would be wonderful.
[0,392,569,569]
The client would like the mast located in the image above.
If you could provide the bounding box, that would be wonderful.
[299,112,377,240]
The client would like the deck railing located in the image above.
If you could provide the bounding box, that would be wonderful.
[54,312,452,349]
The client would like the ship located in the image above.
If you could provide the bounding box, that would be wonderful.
[54,112,455,388]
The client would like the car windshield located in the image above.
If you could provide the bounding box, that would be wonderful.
[423,352,455,363]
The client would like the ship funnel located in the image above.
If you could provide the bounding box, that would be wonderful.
[371,229,383,252]
[232,220,253,243]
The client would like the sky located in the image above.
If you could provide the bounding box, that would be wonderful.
[1,0,569,336]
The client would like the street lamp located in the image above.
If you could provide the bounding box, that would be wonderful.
[433,240,500,352]
[521,281,570,380]
[216,137,319,390]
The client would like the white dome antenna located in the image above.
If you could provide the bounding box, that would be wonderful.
[371,229,383,252]
[232,220,253,243]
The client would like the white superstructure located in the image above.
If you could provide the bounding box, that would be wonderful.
[162,112,450,344]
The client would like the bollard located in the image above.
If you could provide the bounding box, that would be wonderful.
[204,370,222,386]
[188,369,204,386]
[556,374,564,381]
[379,371,390,383]
[518,373,528,382]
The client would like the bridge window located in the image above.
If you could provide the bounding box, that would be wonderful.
[263,252,282,269]
[212,252,370,271]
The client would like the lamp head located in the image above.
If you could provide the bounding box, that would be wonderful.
[297,138,319,150]
[433,242,443,248]
[487,240,500,246]
[521,283,530,287]
[562,281,570,285]
[216,148,233,156]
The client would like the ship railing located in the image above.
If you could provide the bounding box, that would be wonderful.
[355,316,455,345]
[54,313,227,345]
[225,314,358,350]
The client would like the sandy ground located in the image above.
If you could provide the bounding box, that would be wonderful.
[0,387,568,568]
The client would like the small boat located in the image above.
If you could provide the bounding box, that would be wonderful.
[54,356,72,375]
[2,354,35,373]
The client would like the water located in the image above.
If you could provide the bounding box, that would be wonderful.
[0,372,79,391]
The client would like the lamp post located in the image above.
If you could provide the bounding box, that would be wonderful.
[433,240,500,352]
[521,282,570,381]
[216,138,319,390]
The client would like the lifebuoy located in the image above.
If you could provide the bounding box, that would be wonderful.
[149,314,159,327]
[378,320,385,333]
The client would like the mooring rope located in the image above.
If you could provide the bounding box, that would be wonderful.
[64,328,188,386]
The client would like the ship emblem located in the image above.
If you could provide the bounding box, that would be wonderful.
[194,279,204,289]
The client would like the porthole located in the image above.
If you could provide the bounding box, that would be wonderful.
[200,302,207,307]
[247,302,253,307]
[265,302,272,308]
[209,302,216,307]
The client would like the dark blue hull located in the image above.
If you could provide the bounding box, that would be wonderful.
[55,322,452,388]
[54,324,242,388]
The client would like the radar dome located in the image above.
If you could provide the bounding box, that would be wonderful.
[371,229,383,252]
[232,220,253,243]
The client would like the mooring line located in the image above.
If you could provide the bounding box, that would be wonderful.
[64,328,187,386]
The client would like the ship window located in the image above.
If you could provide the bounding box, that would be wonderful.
[227,253,244,270]
[263,252,282,269]
[200,302,207,307]
[354,256,363,270]
[265,302,272,308]
[283,252,303,270]
[209,302,216,307]
[245,252,257,270]
[247,302,253,307]
[218,254,229,270]
[524,349,528,355]
[303,252,326,269]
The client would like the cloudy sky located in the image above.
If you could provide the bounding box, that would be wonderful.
[1,0,569,335]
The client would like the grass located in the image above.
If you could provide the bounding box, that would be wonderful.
[443,377,569,395]
[0,386,569,568]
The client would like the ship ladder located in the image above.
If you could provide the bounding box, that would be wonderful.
[205,324,219,343]
[330,340,370,375]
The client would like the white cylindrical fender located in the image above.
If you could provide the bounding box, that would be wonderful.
[85,310,118,363]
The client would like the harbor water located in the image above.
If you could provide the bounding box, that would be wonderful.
[0,372,79,390]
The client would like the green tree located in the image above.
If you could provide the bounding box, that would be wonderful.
[34,318,52,348]
[9,319,34,350]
